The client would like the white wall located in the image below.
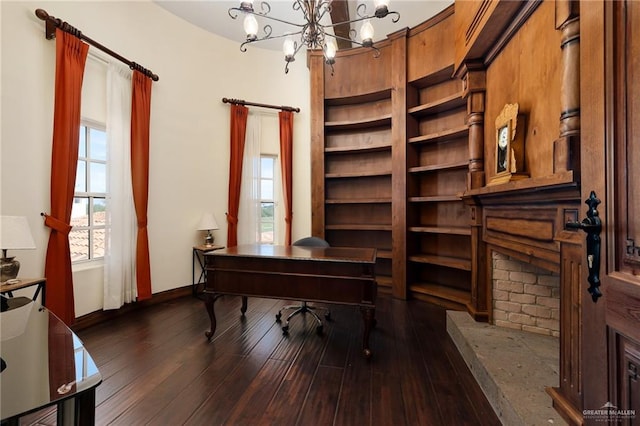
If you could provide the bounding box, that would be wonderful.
[0,1,311,317]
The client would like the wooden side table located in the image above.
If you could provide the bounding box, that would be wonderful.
[0,278,46,305]
[193,245,223,297]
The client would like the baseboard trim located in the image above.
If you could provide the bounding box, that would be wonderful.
[71,285,193,332]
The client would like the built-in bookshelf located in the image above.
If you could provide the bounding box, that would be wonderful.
[323,89,394,292]
[406,64,471,309]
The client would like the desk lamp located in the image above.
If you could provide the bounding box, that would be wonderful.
[0,216,36,283]
[197,213,219,247]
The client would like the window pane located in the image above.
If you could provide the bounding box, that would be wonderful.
[71,197,89,227]
[261,202,274,219]
[75,161,86,192]
[89,128,107,161]
[92,228,105,258]
[260,222,274,243]
[93,198,107,225]
[261,157,274,178]
[69,229,88,262]
[79,126,86,158]
[261,179,273,200]
[89,162,107,193]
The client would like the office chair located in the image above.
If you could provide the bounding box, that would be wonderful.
[276,236,331,335]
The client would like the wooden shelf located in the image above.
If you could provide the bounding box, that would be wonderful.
[408,254,471,271]
[325,143,391,154]
[408,195,461,203]
[325,224,392,231]
[409,282,470,306]
[409,65,455,88]
[408,92,466,117]
[325,170,392,179]
[376,275,393,290]
[325,88,392,106]
[408,226,471,236]
[325,114,392,131]
[408,160,468,174]
[325,198,392,204]
[408,125,469,145]
[376,249,392,259]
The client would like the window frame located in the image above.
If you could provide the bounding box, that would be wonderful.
[259,154,277,244]
[70,120,108,263]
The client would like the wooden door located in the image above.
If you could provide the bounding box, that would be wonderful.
[581,0,640,421]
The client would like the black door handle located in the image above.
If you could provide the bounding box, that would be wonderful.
[566,191,602,302]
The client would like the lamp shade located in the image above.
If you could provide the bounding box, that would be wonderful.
[0,216,36,250]
[197,213,219,231]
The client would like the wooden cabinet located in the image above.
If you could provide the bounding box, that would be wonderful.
[406,61,472,308]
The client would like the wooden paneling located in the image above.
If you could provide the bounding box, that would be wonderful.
[407,6,455,83]
[484,1,562,181]
[323,42,392,99]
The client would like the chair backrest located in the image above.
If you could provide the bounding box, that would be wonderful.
[292,236,330,247]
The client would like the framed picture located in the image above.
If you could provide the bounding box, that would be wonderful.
[489,103,528,185]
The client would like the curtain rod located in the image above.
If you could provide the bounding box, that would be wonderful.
[222,98,300,113]
[35,9,159,82]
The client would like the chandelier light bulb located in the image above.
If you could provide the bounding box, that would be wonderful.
[374,0,390,17]
[324,40,337,64]
[243,14,259,41]
[283,37,296,62]
[360,20,374,47]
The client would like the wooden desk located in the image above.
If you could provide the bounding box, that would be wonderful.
[203,244,377,358]
[0,278,46,305]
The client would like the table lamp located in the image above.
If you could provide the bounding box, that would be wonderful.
[0,216,36,283]
[197,213,219,247]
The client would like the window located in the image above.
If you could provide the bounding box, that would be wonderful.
[69,122,108,262]
[259,155,276,244]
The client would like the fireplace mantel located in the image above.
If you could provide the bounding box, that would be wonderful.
[463,173,581,272]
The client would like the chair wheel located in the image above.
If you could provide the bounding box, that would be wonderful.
[275,312,282,322]
[282,325,289,335]
[316,325,323,335]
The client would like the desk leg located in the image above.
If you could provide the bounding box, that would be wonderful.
[360,306,375,359]
[204,292,220,341]
[241,296,248,314]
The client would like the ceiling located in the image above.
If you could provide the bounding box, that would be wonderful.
[154,1,453,51]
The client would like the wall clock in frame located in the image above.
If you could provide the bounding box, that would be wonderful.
[488,103,529,186]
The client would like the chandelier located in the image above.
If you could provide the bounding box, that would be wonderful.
[228,0,400,73]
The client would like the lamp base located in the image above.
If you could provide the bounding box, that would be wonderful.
[204,231,214,247]
[1,257,20,282]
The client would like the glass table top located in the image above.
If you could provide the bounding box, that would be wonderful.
[0,296,102,421]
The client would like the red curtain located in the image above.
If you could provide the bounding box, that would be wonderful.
[43,29,89,325]
[131,70,153,300]
[226,105,249,247]
[278,111,294,245]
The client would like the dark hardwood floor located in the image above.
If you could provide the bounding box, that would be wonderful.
[23,293,500,425]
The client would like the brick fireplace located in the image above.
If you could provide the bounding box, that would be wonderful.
[491,252,560,337]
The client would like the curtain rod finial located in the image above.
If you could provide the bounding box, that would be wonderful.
[35,9,49,20]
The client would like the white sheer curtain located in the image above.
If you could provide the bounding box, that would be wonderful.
[103,62,136,310]
[238,112,261,244]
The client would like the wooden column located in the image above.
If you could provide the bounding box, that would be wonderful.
[554,3,580,173]
[460,61,487,190]
[308,50,326,238]
[390,29,409,299]
[460,61,488,320]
